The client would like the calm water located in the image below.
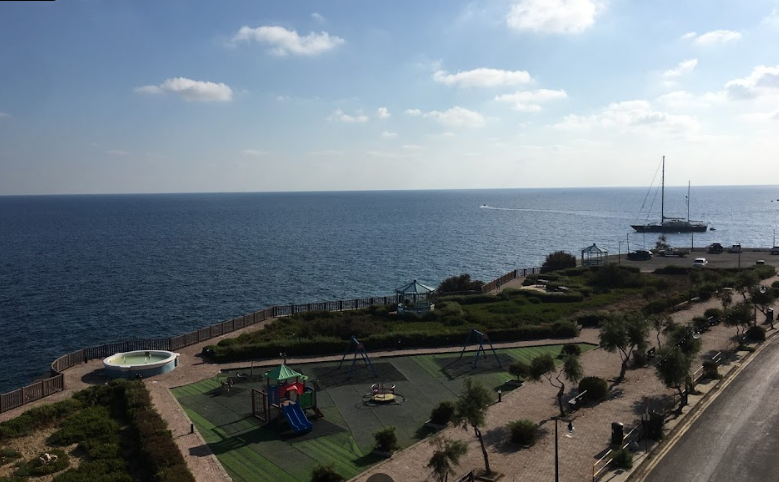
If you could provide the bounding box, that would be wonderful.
[1,187,778,393]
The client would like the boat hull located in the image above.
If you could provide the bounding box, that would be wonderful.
[631,224,708,233]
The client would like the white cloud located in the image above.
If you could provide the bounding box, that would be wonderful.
[494,89,567,112]
[763,9,779,27]
[506,0,606,34]
[683,30,741,46]
[240,149,269,156]
[405,108,422,116]
[311,12,326,24]
[376,107,391,119]
[422,106,487,128]
[328,109,369,123]
[738,109,779,123]
[433,68,532,87]
[0,111,9,118]
[135,77,233,102]
[656,90,725,108]
[107,150,130,156]
[663,59,698,79]
[402,144,423,150]
[381,131,398,139]
[233,26,344,56]
[725,65,779,100]
[309,149,343,156]
[555,100,699,136]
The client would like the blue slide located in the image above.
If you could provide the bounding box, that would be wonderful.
[282,402,313,435]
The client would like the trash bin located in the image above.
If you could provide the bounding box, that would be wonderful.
[611,422,624,446]
[768,308,774,322]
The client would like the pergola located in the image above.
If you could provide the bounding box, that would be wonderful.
[581,243,609,266]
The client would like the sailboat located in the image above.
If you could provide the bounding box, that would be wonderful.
[631,156,708,233]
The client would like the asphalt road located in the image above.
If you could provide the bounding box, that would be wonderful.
[643,336,779,482]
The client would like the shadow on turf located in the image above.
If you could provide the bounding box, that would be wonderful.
[436,353,515,380]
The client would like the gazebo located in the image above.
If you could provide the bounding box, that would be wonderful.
[581,243,609,266]
[395,279,436,315]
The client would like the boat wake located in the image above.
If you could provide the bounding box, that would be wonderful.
[480,205,623,219]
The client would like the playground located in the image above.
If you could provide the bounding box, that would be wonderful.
[173,337,594,482]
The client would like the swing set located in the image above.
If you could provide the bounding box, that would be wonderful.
[458,329,502,368]
[338,336,377,379]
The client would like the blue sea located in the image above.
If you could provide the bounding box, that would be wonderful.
[1,186,778,394]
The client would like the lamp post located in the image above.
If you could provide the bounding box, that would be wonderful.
[626,233,630,253]
[553,417,574,482]
[618,241,624,265]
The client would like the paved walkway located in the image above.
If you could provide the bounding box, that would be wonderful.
[2,275,776,482]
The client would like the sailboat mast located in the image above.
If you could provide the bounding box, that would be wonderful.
[661,156,665,222]
[687,181,691,221]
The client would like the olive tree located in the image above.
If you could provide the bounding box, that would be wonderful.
[527,353,583,417]
[541,251,577,273]
[452,378,494,475]
[427,436,468,482]
[599,312,650,381]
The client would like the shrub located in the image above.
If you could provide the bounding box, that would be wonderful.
[310,464,345,482]
[0,448,22,465]
[0,398,83,440]
[559,343,582,358]
[508,360,530,383]
[704,308,723,319]
[429,401,456,426]
[373,427,399,453]
[747,325,766,342]
[642,299,672,315]
[48,406,118,446]
[551,320,579,338]
[541,251,577,273]
[611,448,633,469]
[506,419,538,446]
[697,285,714,300]
[577,314,606,328]
[438,274,485,294]
[702,360,720,380]
[578,376,608,401]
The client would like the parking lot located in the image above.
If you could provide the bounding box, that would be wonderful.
[616,247,779,271]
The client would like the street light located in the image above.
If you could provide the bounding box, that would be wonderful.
[553,417,574,482]
[618,241,624,265]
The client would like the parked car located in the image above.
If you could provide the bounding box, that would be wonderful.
[692,257,708,268]
[729,244,742,253]
[707,243,723,254]
[627,249,653,261]
[771,246,779,255]
[658,247,689,257]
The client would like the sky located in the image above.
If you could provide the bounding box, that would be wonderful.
[1,0,779,195]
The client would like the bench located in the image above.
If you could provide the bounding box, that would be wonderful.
[568,390,588,410]
[645,347,656,360]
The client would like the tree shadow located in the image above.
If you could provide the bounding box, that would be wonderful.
[629,394,673,416]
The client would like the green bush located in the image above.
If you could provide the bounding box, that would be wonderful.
[429,401,456,426]
[559,343,582,358]
[702,360,720,380]
[310,463,345,482]
[653,266,690,275]
[578,376,608,401]
[541,251,577,273]
[747,325,766,342]
[48,406,119,446]
[642,299,672,315]
[704,308,723,319]
[506,419,538,446]
[0,448,22,465]
[551,320,579,338]
[373,427,399,453]
[697,286,713,300]
[611,448,633,469]
[577,314,606,327]
[508,360,529,383]
[437,274,485,294]
[0,398,83,440]
[50,459,133,482]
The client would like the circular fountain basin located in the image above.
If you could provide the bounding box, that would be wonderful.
[103,350,180,379]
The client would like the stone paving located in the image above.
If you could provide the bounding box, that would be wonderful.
[1,273,776,482]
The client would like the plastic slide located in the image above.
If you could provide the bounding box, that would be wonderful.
[281,402,313,434]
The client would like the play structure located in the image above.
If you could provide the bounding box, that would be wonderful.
[458,329,502,368]
[251,364,323,434]
[338,336,377,379]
